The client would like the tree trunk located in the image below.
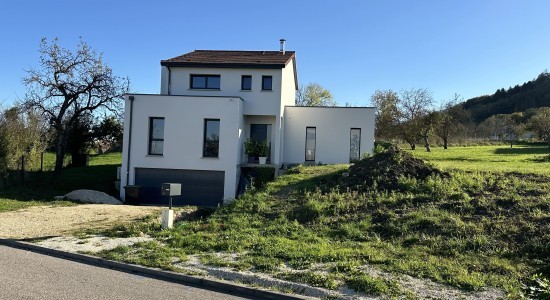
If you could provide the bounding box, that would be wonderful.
[424,135,431,152]
[443,138,448,150]
[54,130,68,174]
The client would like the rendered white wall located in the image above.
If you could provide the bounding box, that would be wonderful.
[120,94,244,201]
[162,67,283,116]
[283,107,375,164]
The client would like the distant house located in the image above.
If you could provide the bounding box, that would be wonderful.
[120,40,375,206]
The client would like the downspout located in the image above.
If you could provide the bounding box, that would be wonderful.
[167,66,172,95]
[125,95,135,187]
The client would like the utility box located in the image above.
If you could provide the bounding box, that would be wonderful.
[161,183,181,197]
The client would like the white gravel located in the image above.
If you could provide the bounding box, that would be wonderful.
[64,189,123,205]
[37,235,154,253]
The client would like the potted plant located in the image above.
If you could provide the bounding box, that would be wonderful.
[257,140,269,164]
[244,138,256,163]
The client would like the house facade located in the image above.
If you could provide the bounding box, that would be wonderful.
[120,42,375,206]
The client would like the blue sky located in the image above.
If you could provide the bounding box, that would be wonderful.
[1,0,549,107]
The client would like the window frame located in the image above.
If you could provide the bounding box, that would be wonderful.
[261,75,272,91]
[305,126,316,162]
[241,75,252,91]
[190,74,221,89]
[350,128,361,162]
[203,119,220,158]
[148,117,165,156]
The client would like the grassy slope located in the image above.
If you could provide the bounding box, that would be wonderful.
[96,146,549,298]
[0,152,121,212]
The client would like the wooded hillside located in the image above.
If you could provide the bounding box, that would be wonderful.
[462,71,550,123]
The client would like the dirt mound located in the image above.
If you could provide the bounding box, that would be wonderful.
[347,146,449,191]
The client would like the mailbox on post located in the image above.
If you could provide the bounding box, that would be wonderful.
[161,183,181,209]
[160,183,181,229]
[161,183,181,197]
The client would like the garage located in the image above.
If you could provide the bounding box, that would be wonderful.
[134,168,225,207]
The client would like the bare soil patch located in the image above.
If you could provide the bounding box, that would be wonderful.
[0,204,161,239]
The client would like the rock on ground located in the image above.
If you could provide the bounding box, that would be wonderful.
[65,189,122,205]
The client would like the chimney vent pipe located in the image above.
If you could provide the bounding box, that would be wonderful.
[279,39,286,54]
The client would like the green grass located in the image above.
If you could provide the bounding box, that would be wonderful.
[93,150,550,298]
[406,144,550,174]
[0,152,122,212]
[6,145,547,298]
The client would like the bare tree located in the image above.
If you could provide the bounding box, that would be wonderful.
[22,38,129,174]
[433,94,470,149]
[397,88,434,150]
[296,82,337,106]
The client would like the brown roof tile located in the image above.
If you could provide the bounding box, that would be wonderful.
[160,50,295,68]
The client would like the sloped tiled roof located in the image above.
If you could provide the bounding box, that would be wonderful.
[160,50,296,68]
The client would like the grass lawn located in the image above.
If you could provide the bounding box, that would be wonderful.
[0,152,122,212]
[406,144,550,174]
[91,145,550,298]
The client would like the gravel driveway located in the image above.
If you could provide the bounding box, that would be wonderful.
[0,204,162,239]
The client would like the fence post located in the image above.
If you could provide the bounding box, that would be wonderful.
[21,155,25,182]
[40,152,44,172]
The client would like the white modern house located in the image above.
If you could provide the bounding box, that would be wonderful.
[120,40,375,206]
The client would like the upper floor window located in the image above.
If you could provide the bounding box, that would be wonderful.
[203,119,220,158]
[148,117,165,155]
[241,75,252,90]
[262,76,272,91]
[190,75,220,89]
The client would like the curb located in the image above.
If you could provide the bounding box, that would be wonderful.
[0,239,313,300]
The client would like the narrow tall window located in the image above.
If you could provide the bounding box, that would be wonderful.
[203,119,220,157]
[148,117,165,155]
[350,128,361,162]
[305,127,316,161]
[262,75,272,91]
[241,75,252,90]
[190,75,220,89]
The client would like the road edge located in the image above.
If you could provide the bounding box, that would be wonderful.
[0,238,313,300]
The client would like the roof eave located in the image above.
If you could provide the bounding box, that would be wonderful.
[160,62,288,69]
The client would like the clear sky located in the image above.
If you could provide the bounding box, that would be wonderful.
[1,0,549,107]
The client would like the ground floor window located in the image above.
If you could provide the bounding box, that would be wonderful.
[350,128,361,162]
[148,117,164,155]
[203,119,220,157]
[305,127,316,161]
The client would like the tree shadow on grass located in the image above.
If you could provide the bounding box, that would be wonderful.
[0,164,119,202]
[494,146,550,155]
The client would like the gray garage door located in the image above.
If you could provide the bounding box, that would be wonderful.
[134,168,225,207]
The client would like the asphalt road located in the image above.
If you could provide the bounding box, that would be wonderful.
[0,245,252,300]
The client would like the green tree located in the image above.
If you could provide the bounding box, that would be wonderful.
[0,106,47,185]
[92,116,123,153]
[296,82,337,106]
[370,89,399,140]
[528,107,550,148]
[22,37,130,174]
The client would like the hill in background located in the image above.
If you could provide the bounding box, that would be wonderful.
[461,71,550,123]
